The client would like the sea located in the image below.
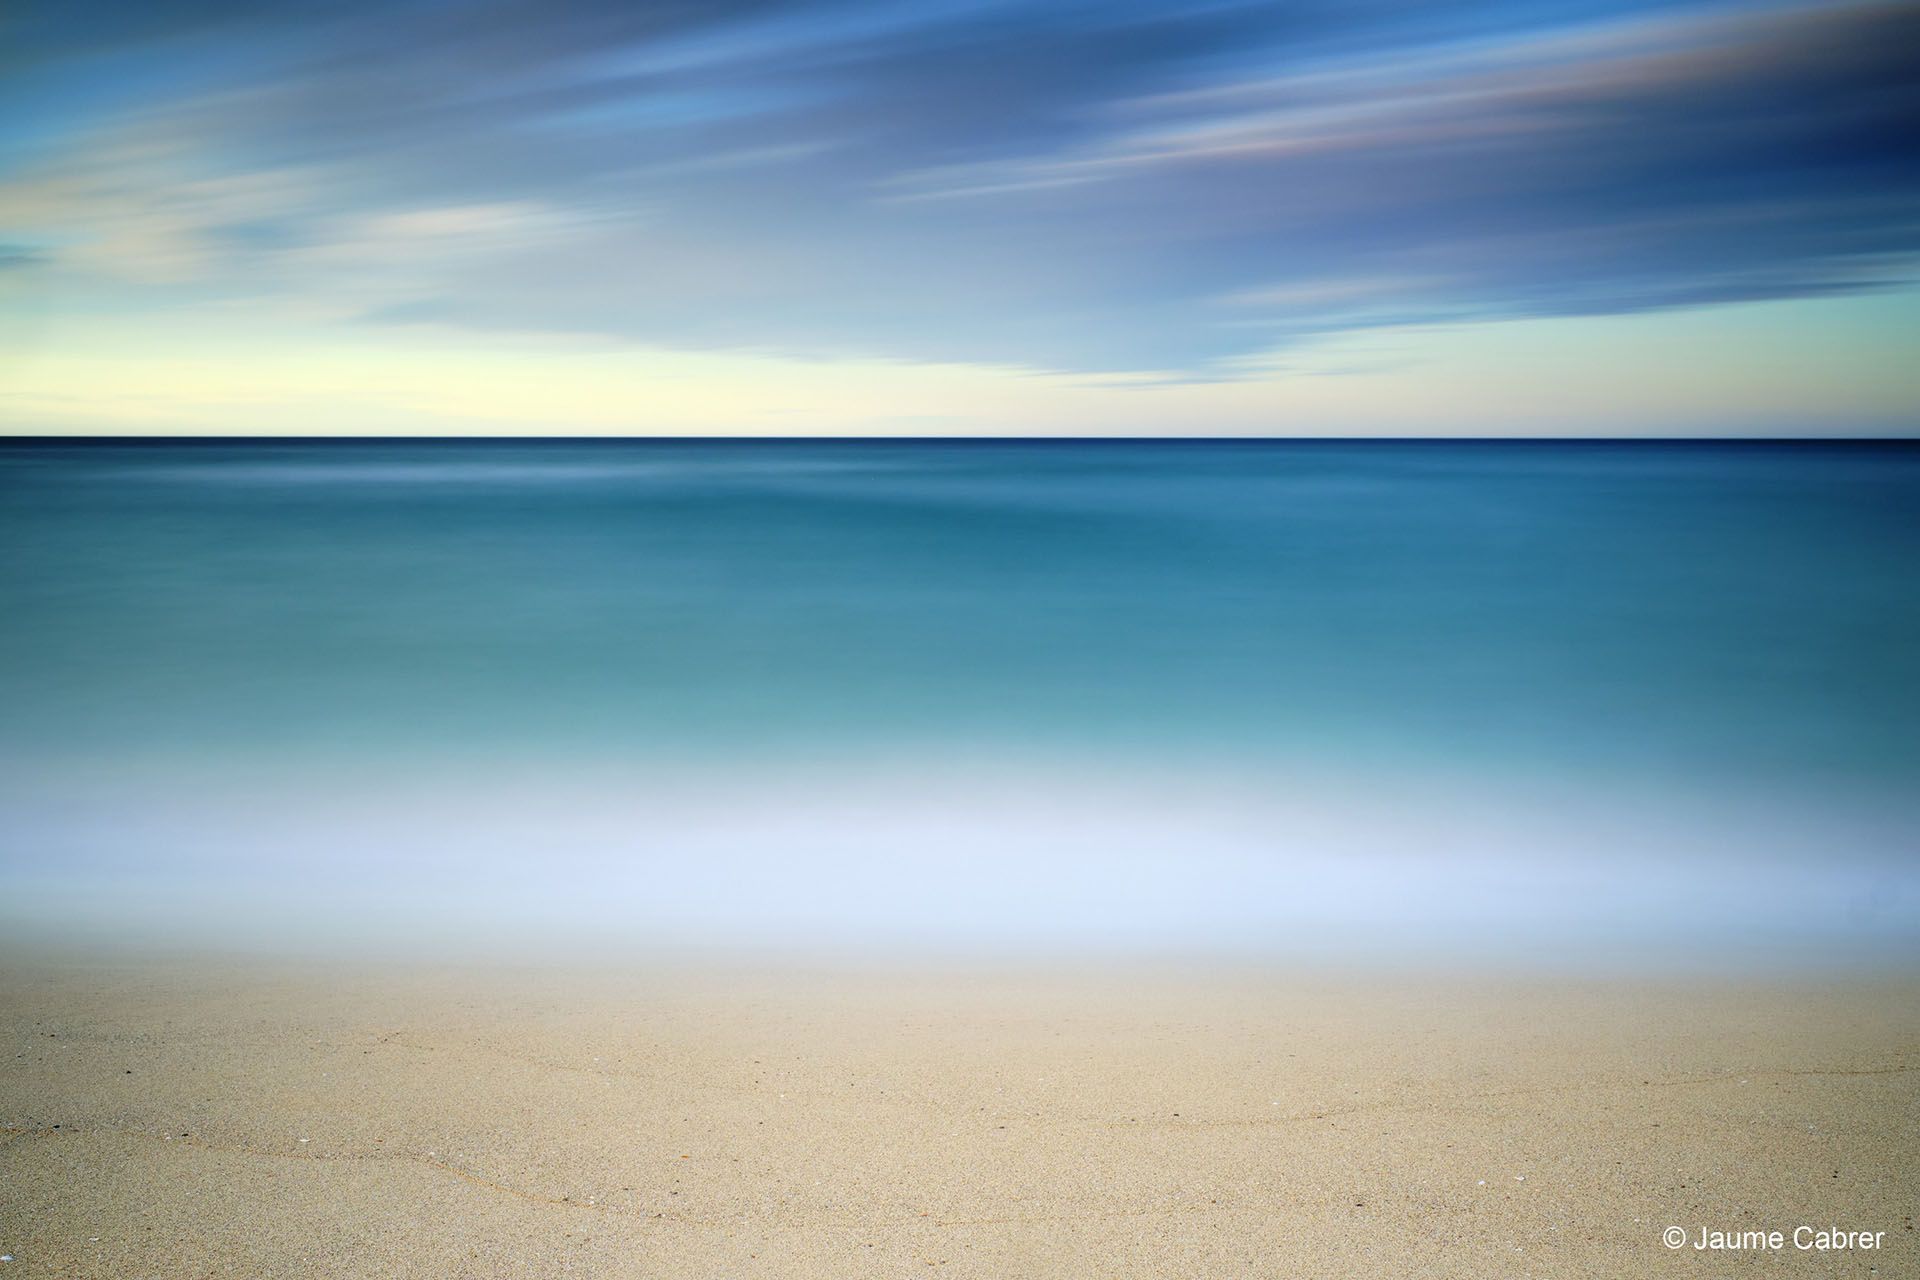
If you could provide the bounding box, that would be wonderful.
[2,439,1915,965]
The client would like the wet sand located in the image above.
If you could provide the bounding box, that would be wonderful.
[2,952,1915,1277]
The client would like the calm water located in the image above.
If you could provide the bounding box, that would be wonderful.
[2,440,1916,963]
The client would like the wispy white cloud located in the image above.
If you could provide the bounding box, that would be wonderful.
[3,0,1917,375]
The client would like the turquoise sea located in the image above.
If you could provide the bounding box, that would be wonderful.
[2,440,1915,963]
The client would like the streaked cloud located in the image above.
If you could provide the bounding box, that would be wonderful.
[0,0,1916,420]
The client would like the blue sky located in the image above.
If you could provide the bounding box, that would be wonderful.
[2,0,1917,433]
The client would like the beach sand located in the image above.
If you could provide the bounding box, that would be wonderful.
[2,952,1914,1277]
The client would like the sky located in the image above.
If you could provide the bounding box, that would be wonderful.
[1,0,1917,436]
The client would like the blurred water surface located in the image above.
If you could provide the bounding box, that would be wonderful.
[2,440,1916,962]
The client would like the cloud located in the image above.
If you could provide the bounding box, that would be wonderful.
[3,0,1917,372]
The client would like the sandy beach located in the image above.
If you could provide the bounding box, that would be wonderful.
[0,952,1913,1278]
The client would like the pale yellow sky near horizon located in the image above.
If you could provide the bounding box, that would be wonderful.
[3,286,1917,437]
